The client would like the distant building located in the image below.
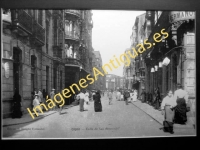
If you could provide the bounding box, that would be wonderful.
[92,51,106,90]
[106,74,124,91]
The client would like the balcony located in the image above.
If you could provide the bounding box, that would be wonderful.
[11,10,33,36]
[65,31,80,41]
[64,57,83,67]
[65,10,81,18]
[10,10,45,46]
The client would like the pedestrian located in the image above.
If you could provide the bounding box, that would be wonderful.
[132,90,138,102]
[38,89,43,103]
[153,87,161,110]
[124,89,130,105]
[12,89,23,119]
[92,90,96,101]
[116,90,121,101]
[84,90,89,111]
[88,90,92,101]
[140,88,146,103]
[173,84,189,124]
[32,94,40,117]
[130,90,134,101]
[161,90,176,134]
[78,90,85,112]
[50,89,56,111]
[56,92,64,115]
[108,90,113,105]
[94,90,102,112]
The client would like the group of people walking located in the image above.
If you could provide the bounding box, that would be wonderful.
[161,84,190,134]
[76,90,102,112]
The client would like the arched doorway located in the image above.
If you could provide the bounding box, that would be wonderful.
[13,47,22,93]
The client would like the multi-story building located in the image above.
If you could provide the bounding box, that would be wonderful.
[131,11,195,112]
[64,10,94,100]
[92,51,105,90]
[129,13,146,95]
[123,48,136,90]
[106,74,124,91]
[2,9,94,118]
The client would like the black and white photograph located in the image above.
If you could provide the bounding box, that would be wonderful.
[1,8,196,139]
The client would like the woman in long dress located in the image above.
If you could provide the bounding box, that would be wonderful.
[12,90,23,118]
[78,91,85,112]
[173,84,189,124]
[161,90,176,134]
[84,91,89,111]
[94,90,102,112]
[32,94,40,116]
[132,90,138,102]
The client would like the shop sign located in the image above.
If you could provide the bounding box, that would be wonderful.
[169,11,195,23]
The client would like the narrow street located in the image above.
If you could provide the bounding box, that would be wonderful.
[3,96,194,138]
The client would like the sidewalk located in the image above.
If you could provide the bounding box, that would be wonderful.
[130,100,196,130]
[3,104,77,127]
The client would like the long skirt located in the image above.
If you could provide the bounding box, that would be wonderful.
[174,98,187,124]
[79,98,84,111]
[132,95,137,102]
[12,102,22,118]
[163,105,174,132]
[84,101,88,110]
[94,101,102,112]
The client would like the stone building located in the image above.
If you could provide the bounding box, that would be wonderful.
[92,51,105,90]
[131,11,195,110]
[106,74,124,91]
[129,13,146,95]
[2,9,94,118]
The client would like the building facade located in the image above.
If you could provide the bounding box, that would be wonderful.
[2,9,94,118]
[131,11,195,109]
[106,74,124,91]
[92,51,106,90]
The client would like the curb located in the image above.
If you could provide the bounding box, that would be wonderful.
[3,104,77,127]
[130,101,163,125]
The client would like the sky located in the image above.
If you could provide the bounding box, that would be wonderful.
[92,10,145,77]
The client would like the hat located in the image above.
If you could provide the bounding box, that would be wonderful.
[52,88,55,91]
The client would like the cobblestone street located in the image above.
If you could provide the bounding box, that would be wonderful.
[3,96,195,139]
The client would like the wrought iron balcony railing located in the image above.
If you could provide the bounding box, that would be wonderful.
[11,10,45,46]
[11,10,33,35]
[64,57,83,67]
